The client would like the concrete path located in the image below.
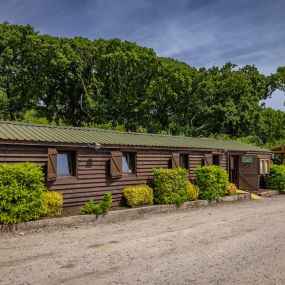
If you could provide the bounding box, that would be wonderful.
[1,196,285,285]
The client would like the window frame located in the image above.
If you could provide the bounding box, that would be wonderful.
[122,152,136,175]
[179,153,189,169]
[57,151,75,177]
[259,159,270,175]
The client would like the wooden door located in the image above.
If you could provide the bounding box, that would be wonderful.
[238,155,259,191]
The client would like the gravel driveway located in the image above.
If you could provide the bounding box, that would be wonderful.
[1,196,285,285]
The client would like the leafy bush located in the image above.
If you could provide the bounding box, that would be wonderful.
[123,185,153,207]
[99,193,113,213]
[0,162,46,224]
[43,191,63,217]
[81,193,112,215]
[195,165,228,200]
[227,183,238,196]
[153,167,189,205]
[268,164,285,193]
[186,181,199,201]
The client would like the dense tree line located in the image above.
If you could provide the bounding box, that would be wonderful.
[0,23,284,147]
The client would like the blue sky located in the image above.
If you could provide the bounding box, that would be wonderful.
[0,0,284,110]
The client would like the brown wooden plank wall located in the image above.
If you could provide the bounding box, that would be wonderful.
[136,151,171,176]
[0,144,266,209]
[0,145,47,165]
[189,153,204,180]
[220,154,228,171]
[49,150,173,208]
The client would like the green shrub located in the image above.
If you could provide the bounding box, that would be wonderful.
[0,162,46,224]
[195,165,228,200]
[186,181,199,201]
[81,198,99,214]
[153,167,189,205]
[99,193,113,213]
[81,193,112,215]
[268,164,285,193]
[43,191,63,217]
[227,183,238,196]
[123,185,153,207]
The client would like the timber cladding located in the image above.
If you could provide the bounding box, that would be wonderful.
[0,145,47,165]
[49,149,175,207]
[0,143,271,208]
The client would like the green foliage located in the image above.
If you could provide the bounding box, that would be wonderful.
[152,167,189,205]
[209,134,264,148]
[195,166,228,200]
[268,165,285,193]
[256,108,285,148]
[0,162,46,224]
[42,191,63,217]
[123,185,153,207]
[186,181,199,201]
[81,193,112,215]
[227,183,238,196]
[0,23,284,146]
[81,198,98,215]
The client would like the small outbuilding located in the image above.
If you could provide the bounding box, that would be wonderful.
[0,121,272,208]
[271,144,285,165]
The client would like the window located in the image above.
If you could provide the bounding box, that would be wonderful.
[47,149,76,181]
[122,153,135,174]
[259,159,270,175]
[179,154,188,169]
[57,152,73,176]
[213,154,220,166]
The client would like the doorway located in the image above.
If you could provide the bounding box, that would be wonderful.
[230,155,239,186]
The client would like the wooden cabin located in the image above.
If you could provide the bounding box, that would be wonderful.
[0,121,272,208]
[271,144,285,164]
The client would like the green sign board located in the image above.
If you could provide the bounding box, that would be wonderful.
[242,156,253,163]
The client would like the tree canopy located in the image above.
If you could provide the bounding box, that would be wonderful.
[0,23,284,148]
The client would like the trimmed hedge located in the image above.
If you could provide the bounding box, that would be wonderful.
[0,162,46,224]
[123,185,153,207]
[186,181,199,201]
[81,193,112,215]
[153,167,189,205]
[268,164,285,193]
[43,191,63,217]
[195,165,228,200]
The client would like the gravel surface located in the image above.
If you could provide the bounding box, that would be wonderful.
[1,196,285,285]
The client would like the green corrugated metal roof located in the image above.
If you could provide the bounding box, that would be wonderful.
[0,121,270,152]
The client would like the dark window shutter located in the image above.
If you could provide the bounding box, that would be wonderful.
[110,151,122,177]
[204,154,213,166]
[172,153,180,169]
[47,148,57,181]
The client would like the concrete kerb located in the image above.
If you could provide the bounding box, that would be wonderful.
[257,190,279,197]
[8,193,253,232]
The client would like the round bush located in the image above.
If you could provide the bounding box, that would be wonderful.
[43,191,63,217]
[268,164,285,193]
[123,185,153,207]
[195,165,228,200]
[0,162,46,224]
[153,167,189,205]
